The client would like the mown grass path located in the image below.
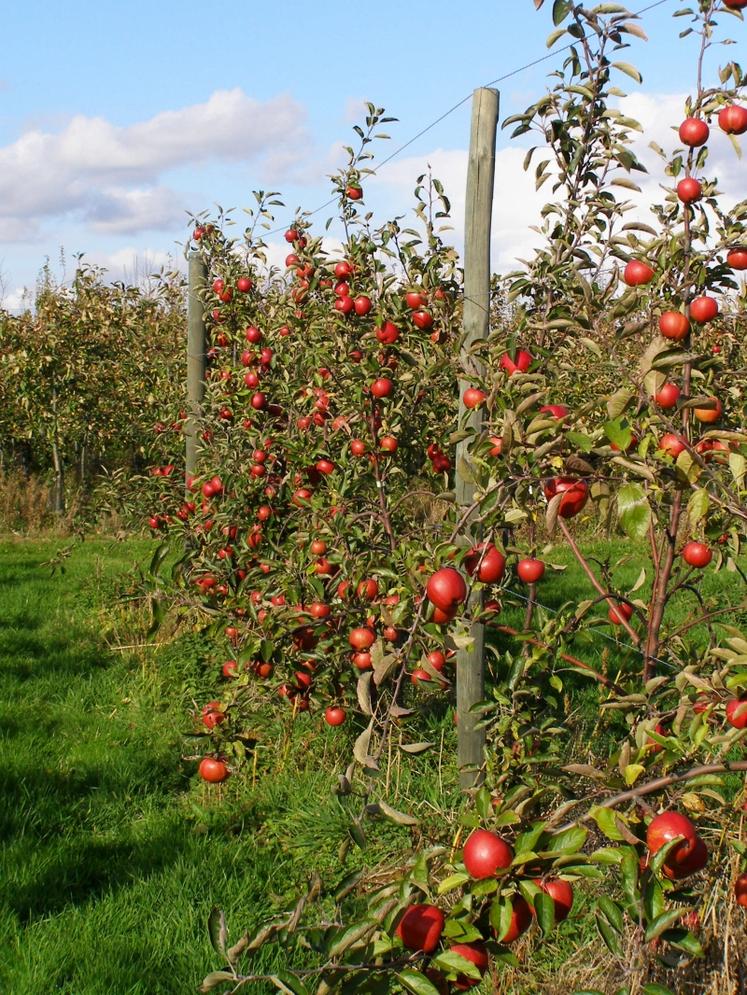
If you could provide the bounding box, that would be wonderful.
[0,538,287,995]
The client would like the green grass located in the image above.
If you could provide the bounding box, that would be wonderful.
[0,535,744,994]
[0,538,356,994]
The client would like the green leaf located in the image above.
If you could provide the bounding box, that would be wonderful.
[687,488,709,530]
[642,986,676,995]
[645,908,683,942]
[596,914,623,956]
[397,970,443,995]
[617,482,651,541]
[598,896,624,933]
[437,873,469,895]
[431,950,482,981]
[612,61,643,83]
[545,826,588,854]
[269,974,310,995]
[535,891,555,935]
[552,0,572,23]
[590,806,626,841]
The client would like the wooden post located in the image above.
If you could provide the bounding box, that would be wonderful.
[186,252,207,498]
[455,87,500,791]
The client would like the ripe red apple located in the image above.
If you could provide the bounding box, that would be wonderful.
[356,578,379,600]
[353,295,372,316]
[726,698,747,729]
[689,296,718,323]
[324,706,346,727]
[678,117,709,147]
[448,942,489,991]
[646,811,699,873]
[350,439,367,457]
[370,378,393,399]
[405,291,427,309]
[395,904,445,953]
[532,878,574,922]
[426,567,467,613]
[659,311,690,341]
[202,702,226,729]
[236,276,253,293]
[198,757,229,783]
[345,184,362,200]
[543,477,589,518]
[623,259,655,286]
[348,626,375,650]
[693,397,722,423]
[463,828,513,879]
[463,387,487,409]
[517,558,545,583]
[735,872,747,907]
[411,309,434,329]
[540,404,569,419]
[464,543,506,584]
[608,601,634,625]
[724,0,747,9]
[335,295,354,315]
[380,435,398,453]
[499,349,533,376]
[719,105,747,134]
[375,321,399,344]
[659,433,687,458]
[682,540,712,568]
[495,895,532,944]
[727,248,747,270]
[677,177,702,204]
[662,835,708,880]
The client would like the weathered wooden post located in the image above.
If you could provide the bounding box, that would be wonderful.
[185,252,207,498]
[455,87,500,790]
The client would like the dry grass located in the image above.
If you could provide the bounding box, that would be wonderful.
[0,471,86,535]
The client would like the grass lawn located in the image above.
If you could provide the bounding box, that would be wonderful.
[0,537,341,995]
[0,534,743,994]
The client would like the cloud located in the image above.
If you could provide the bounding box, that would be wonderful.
[0,89,310,242]
[368,92,745,275]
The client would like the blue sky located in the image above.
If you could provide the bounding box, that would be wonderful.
[0,0,741,307]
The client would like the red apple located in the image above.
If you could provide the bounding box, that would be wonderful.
[682,540,712,568]
[719,105,747,135]
[517,558,545,583]
[395,904,445,953]
[677,177,702,204]
[623,260,655,286]
[543,477,589,518]
[532,878,574,922]
[678,118,709,147]
[426,567,467,613]
[659,311,690,341]
[448,942,489,991]
[198,757,229,783]
[726,698,747,729]
[324,706,346,727]
[464,543,506,584]
[494,895,532,944]
[463,828,513,879]
[689,296,718,323]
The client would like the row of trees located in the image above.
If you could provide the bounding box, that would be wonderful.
[0,260,185,516]
[126,2,747,992]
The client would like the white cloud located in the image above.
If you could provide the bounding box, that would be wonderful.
[0,89,310,242]
[2,285,32,313]
[368,92,745,275]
